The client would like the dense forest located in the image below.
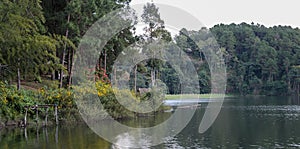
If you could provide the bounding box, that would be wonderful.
[173,24,300,96]
[0,0,300,96]
[211,23,300,95]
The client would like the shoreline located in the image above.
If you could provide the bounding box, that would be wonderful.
[165,94,234,100]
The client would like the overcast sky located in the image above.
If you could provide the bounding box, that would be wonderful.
[130,0,300,28]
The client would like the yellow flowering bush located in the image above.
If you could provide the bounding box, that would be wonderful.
[38,87,74,109]
[0,81,33,119]
[95,81,111,97]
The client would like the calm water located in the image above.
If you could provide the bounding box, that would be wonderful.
[1,96,300,148]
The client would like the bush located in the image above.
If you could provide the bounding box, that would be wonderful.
[38,87,74,108]
[0,81,37,120]
[0,81,75,122]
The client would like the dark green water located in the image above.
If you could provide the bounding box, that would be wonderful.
[1,96,300,148]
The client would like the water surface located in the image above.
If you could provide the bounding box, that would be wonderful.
[1,96,300,148]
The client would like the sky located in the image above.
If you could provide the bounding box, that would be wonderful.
[130,0,300,29]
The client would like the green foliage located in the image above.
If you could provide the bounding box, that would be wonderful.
[0,81,37,120]
[73,80,134,120]
[210,23,300,95]
[0,80,75,122]
[141,3,171,41]
[99,90,135,119]
[0,0,62,85]
[38,87,74,108]
[42,0,135,87]
[170,23,300,96]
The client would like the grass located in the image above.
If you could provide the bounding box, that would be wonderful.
[12,79,59,91]
[165,94,233,100]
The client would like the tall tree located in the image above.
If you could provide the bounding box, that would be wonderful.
[141,3,171,87]
[0,0,59,90]
[42,0,133,87]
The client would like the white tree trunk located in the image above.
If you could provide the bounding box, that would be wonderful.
[59,14,70,88]
[134,65,137,92]
[151,69,155,87]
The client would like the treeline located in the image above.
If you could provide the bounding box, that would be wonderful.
[211,23,300,95]
[170,24,300,96]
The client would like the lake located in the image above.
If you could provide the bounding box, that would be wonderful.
[1,96,300,148]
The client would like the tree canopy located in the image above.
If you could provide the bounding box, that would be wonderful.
[0,1,299,96]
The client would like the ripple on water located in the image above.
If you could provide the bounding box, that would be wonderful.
[223,105,300,120]
[289,143,300,148]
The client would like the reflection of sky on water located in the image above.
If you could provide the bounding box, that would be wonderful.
[163,99,213,106]
[112,131,152,148]
[112,132,188,149]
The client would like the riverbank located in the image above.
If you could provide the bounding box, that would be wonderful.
[0,108,84,129]
[0,104,172,129]
[165,94,234,100]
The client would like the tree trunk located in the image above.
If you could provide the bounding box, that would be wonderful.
[59,13,70,88]
[51,71,55,80]
[67,48,71,77]
[17,67,21,90]
[104,50,107,71]
[99,54,102,69]
[134,65,137,92]
[67,49,74,87]
[288,78,291,93]
[114,67,117,87]
[151,69,155,87]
